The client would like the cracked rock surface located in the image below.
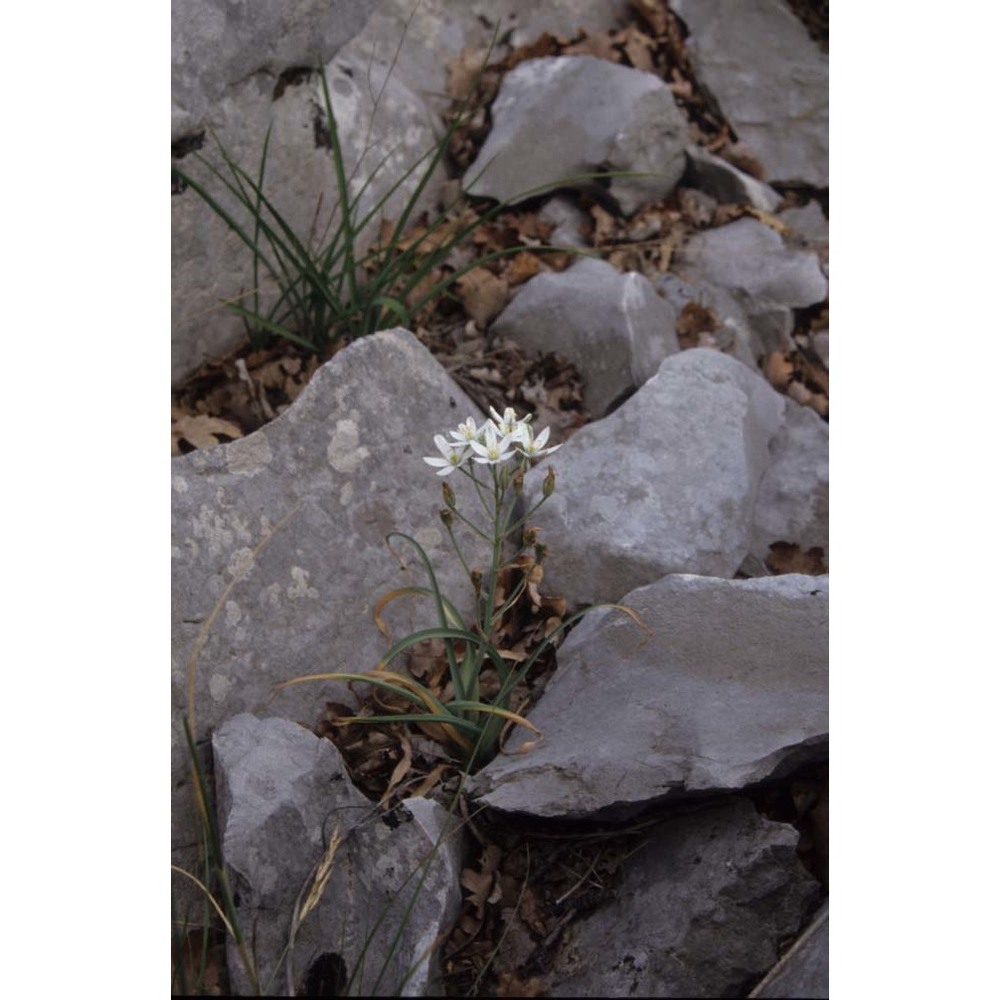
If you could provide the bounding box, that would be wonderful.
[469,573,828,820]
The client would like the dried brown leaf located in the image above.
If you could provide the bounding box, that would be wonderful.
[171,409,243,455]
[496,972,549,997]
[719,142,767,180]
[447,47,490,101]
[461,868,494,919]
[619,24,657,72]
[766,542,827,575]
[506,251,543,286]
[588,204,618,244]
[563,29,622,64]
[505,32,561,70]
[675,301,721,349]
[764,351,796,390]
[631,0,670,36]
[456,267,509,328]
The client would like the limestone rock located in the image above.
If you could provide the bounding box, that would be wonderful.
[213,715,464,996]
[549,799,825,998]
[171,0,374,139]
[463,55,688,214]
[350,0,626,114]
[171,57,444,384]
[171,329,486,903]
[780,200,829,277]
[656,272,760,367]
[491,257,679,416]
[674,217,828,355]
[751,901,829,998]
[518,348,786,608]
[811,328,829,369]
[684,144,783,212]
[672,0,828,186]
[469,573,829,819]
[538,195,589,248]
[751,399,829,560]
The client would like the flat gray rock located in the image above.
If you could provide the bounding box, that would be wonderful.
[674,217,828,355]
[464,55,688,214]
[673,0,828,187]
[751,901,829,998]
[469,573,828,819]
[491,257,679,416]
[549,798,825,998]
[519,348,786,608]
[214,714,464,996]
[171,329,486,904]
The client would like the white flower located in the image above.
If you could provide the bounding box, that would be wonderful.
[489,406,528,438]
[469,422,516,465]
[516,422,561,459]
[423,434,470,475]
[448,416,482,444]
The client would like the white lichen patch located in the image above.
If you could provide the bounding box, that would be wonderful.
[225,600,243,627]
[209,672,234,702]
[414,525,443,551]
[226,433,273,475]
[339,481,354,506]
[260,582,283,608]
[172,476,189,493]
[227,546,256,579]
[327,418,370,474]
[195,504,253,559]
[287,566,319,601]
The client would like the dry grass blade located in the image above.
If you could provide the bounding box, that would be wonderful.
[171,865,237,940]
[286,826,345,995]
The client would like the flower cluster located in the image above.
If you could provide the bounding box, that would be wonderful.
[423,407,560,476]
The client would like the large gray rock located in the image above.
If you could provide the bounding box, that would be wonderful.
[751,399,828,560]
[751,901,829,998]
[674,217,828,355]
[549,799,824,998]
[172,53,444,385]
[491,257,679,416]
[519,348,786,608]
[171,329,486,902]
[214,714,464,996]
[469,573,828,819]
[464,55,688,214]
[171,0,374,139]
[672,0,828,186]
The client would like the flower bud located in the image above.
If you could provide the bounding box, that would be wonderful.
[470,569,483,594]
[439,508,453,530]
[512,468,525,496]
[442,480,456,509]
[542,467,556,498]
